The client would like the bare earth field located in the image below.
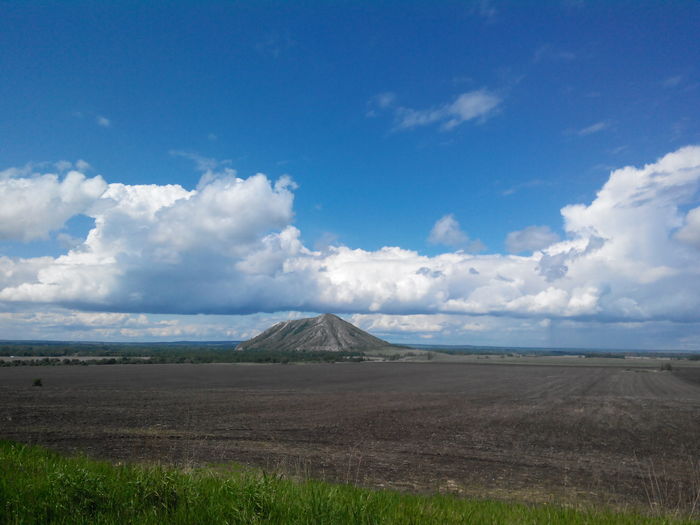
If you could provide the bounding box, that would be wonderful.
[2,361,700,510]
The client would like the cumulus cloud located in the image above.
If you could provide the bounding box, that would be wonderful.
[0,170,107,241]
[506,225,560,253]
[428,214,466,246]
[0,170,302,314]
[1,145,700,332]
[428,214,485,251]
[675,207,700,248]
[369,90,501,131]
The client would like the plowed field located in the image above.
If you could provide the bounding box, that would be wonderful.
[2,362,700,510]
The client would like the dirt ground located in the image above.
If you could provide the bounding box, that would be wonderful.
[2,361,700,511]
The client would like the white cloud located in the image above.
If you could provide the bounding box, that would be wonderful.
[506,225,560,253]
[75,159,92,171]
[663,75,683,88]
[169,150,231,173]
[374,92,396,108]
[350,313,449,334]
[0,308,285,341]
[366,92,397,117]
[0,169,301,312]
[577,121,609,136]
[348,313,556,346]
[0,170,107,241]
[428,214,485,251]
[360,313,489,334]
[394,90,501,131]
[369,90,501,131]
[2,145,700,339]
[675,207,700,248]
[468,0,497,20]
[428,214,466,247]
[502,178,544,196]
[96,116,111,128]
[57,232,83,250]
[314,232,340,251]
[533,44,576,63]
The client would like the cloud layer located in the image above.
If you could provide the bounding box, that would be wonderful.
[1,146,700,334]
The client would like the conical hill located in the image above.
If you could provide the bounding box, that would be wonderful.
[236,313,393,352]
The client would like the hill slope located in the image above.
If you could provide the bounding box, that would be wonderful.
[236,313,393,352]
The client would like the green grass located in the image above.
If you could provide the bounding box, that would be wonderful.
[0,441,694,525]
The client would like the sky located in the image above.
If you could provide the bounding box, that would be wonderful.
[1,1,700,350]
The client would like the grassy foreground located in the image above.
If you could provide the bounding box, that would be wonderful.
[0,441,694,525]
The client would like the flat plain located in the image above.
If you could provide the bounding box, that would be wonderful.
[2,360,700,511]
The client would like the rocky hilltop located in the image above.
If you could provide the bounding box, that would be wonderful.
[236,313,393,352]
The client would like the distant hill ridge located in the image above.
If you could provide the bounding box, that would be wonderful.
[236,313,393,352]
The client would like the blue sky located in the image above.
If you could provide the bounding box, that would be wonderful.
[1,1,700,349]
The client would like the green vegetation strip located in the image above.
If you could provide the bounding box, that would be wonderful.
[0,346,366,366]
[0,441,693,525]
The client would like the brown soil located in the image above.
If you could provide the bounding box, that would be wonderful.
[2,362,700,510]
